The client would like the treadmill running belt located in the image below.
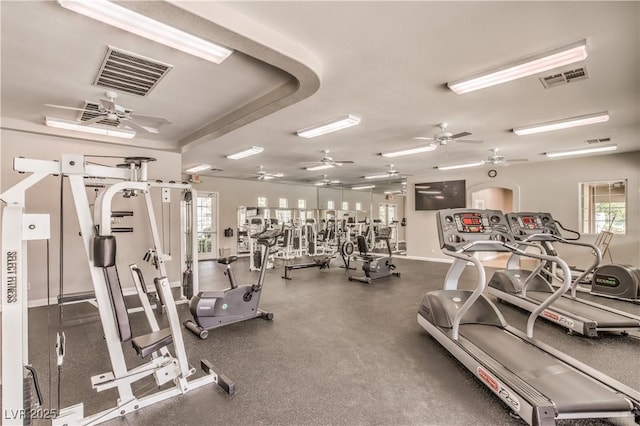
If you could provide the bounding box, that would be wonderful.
[527,291,640,328]
[460,324,632,414]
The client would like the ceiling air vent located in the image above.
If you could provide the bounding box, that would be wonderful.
[93,46,173,97]
[79,101,131,127]
[586,137,611,144]
[539,67,589,89]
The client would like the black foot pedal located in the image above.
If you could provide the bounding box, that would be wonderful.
[201,359,236,395]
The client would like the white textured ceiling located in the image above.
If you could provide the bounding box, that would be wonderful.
[1,1,638,193]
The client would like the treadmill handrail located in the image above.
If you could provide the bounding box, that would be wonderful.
[444,239,573,339]
[523,233,602,297]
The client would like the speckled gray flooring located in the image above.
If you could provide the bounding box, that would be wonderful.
[12,257,640,425]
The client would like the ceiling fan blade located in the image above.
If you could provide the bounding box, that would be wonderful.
[299,161,324,166]
[506,158,528,162]
[451,131,472,139]
[413,136,436,141]
[129,113,171,123]
[45,104,91,113]
[334,160,354,164]
[120,119,156,133]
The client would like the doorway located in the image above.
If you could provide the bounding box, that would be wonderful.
[469,184,518,267]
[196,192,219,260]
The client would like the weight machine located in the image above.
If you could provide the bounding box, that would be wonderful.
[1,155,232,426]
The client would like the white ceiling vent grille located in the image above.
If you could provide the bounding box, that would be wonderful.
[539,67,589,89]
[586,137,611,144]
[79,102,131,127]
[93,46,173,97]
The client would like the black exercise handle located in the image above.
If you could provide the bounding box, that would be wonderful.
[553,220,581,240]
[24,365,43,407]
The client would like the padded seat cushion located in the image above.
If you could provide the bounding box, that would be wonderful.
[132,328,173,358]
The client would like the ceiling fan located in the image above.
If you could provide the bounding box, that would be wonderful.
[413,122,483,146]
[300,149,355,170]
[45,90,170,134]
[256,165,284,180]
[313,175,341,186]
[486,148,528,166]
[364,164,413,180]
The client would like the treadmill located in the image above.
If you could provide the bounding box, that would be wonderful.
[487,212,640,337]
[418,208,640,425]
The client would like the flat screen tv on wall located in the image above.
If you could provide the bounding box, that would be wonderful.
[414,180,466,210]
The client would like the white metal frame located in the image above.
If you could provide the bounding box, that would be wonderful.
[1,155,225,426]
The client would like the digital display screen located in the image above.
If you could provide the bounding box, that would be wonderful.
[519,215,540,229]
[456,213,486,233]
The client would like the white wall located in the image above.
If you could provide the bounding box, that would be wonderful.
[1,130,184,303]
[405,151,640,267]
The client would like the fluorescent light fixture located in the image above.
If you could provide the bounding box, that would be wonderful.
[545,144,617,158]
[401,182,407,185]
[46,116,135,139]
[437,161,485,171]
[418,190,442,195]
[448,39,588,94]
[58,0,233,64]
[185,164,211,173]
[296,115,361,138]
[226,146,264,160]
[381,144,437,158]
[513,112,610,135]
[352,185,376,190]
[364,173,392,180]
[384,190,402,195]
[306,164,334,171]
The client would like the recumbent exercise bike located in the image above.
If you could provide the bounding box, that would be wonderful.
[348,227,400,284]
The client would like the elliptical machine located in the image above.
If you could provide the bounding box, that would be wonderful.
[348,227,400,284]
[184,228,283,339]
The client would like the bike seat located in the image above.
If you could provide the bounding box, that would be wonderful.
[217,256,238,265]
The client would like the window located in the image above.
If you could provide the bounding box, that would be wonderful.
[275,209,292,224]
[355,202,362,211]
[298,199,306,209]
[327,200,335,209]
[257,197,267,207]
[341,201,349,210]
[580,180,626,234]
[279,198,288,208]
[379,203,397,225]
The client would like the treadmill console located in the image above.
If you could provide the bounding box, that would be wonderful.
[505,212,560,241]
[437,209,513,252]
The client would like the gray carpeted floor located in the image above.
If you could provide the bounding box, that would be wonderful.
[13,256,640,425]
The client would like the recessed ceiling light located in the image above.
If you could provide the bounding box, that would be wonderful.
[185,164,212,173]
[381,145,437,158]
[45,116,136,139]
[58,0,233,64]
[545,144,618,158]
[448,39,588,94]
[226,146,264,160]
[296,115,361,138]
[352,185,376,190]
[437,161,485,171]
[513,112,610,135]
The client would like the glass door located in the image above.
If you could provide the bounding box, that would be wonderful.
[196,192,218,260]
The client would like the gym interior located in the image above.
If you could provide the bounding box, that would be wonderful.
[1,2,639,426]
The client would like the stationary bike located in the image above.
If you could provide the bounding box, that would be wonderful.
[348,227,400,284]
[184,228,283,339]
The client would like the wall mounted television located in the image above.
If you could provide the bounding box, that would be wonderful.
[414,180,466,210]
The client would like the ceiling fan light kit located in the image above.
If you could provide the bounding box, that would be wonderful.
[226,146,264,160]
[545,144,618,158]
[57,0,233,64]
[513,111,610,135]
[45,116,136,139]
[296,114,361,138]
[447,39,588,94]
